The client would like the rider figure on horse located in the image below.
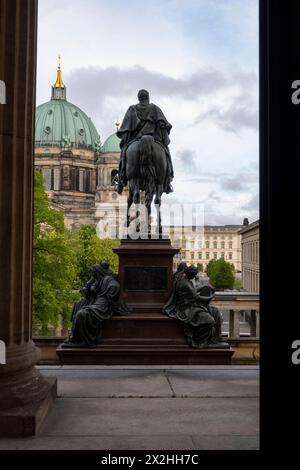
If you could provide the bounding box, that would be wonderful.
[116,89,174,195]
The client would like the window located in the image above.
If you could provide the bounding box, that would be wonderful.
[76,168,80,191]
[213,252,217,259]
[50,168,54,190]
[70,167,76,190]
[191,252,194,260]
[213,235,217,240]
[206,241,210,248]
[229,252,233,260]
[213,241,217,249]
[111,169,118,185]
[85,170,91,192]
[221,241,225,249]
[198,252,202,259]
[228,241,233,249]
[221,252,225,258]
[206,252,210,260]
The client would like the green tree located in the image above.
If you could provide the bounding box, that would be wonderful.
[208,258,235,290]
[206,259,217,278]
[33,171,78,335]
[234,278,243,290]
[72,225,119,287]
[196,263,204,272]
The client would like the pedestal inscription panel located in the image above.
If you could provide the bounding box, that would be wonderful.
[125,266,167,290]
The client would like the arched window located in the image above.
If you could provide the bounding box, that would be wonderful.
[111,169,118,185]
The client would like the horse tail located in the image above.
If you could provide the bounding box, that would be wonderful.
[139,135,156,192]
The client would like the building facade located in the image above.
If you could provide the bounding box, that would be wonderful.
[240,220,259,292]
[167,224,243,272]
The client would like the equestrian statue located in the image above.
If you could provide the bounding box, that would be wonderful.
[117,89,174,235]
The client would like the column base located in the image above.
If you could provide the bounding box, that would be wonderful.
[0,377,57,437]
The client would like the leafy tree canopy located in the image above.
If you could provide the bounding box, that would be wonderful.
[196,263,204,272]
[207,258,235,290]
[72,225,119,288]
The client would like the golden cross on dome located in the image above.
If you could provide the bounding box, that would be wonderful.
[115,119,120,131]
[54,54,64,88]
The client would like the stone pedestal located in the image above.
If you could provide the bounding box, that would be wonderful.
[0,0,56,436]
[57,314,234,365]
[57,238,234,365]
[114,237,179,312]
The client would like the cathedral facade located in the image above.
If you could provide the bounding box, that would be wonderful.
[34,62,125,233]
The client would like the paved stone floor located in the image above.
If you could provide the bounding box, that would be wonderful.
[0,366,259,450]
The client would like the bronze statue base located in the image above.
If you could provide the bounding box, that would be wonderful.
[57,313,234,365]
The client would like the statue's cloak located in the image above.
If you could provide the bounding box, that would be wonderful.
[117,103,172,148]
[163,275,224,347]
[70,274,128,346]
[164,275,215,327]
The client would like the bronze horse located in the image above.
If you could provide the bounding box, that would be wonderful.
[125,135,168,235]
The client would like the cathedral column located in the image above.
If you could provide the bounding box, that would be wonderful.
[0,0,57,436]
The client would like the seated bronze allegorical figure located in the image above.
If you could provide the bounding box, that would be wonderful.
[62,260,128,348]
[163,265,230,349]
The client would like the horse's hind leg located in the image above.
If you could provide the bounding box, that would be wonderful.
[145,189,154,236]
[154,184,164,235]
[127,179,141,233]
[133,178,140,204]
[132,178,141,232]
[126,181,134,228]
[154,184,163,206]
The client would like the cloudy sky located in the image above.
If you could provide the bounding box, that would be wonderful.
[37,0,259,226]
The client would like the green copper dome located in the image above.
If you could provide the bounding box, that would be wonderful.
[101,132,121,153]
[35,64,101,151]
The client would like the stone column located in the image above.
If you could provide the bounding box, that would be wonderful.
[0,0,57,436]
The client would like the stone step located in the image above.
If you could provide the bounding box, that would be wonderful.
[56,344,234,366]
[102,313,184,340]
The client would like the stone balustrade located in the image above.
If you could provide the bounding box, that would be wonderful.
[212,292,260,340]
